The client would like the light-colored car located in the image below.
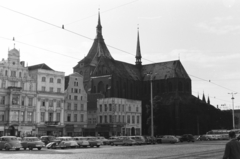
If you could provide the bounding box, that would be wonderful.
[111,136,137,146]
[21,137,45,150]
[0,136,22,151]
[96,136,110,145]
[132,136,145,145]
[55,137,78,148]
[157,135,179,144]
[73,137,89,148]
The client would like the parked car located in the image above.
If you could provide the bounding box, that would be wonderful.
[0,136,22,151]
[111,136,137,146]
[40,136,56,145]
[108,136,118,145]
[46,140,66,149]
[179,134,195,142]
[198,135,210,141]
[21,137,45,150]
[132,136,145,145]
[156,135,179,144]
[55,137,78,148]
[96,136,110,145]
[73,137,89,148]
[85,137,101,147]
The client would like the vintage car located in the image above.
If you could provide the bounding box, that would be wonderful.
[73,137,89,148]
[40,136,56,145]
[46,140,66,149]
[85,137,101,147]
[131,136,145,145]
[0,136,22,151]
[96,136,110,145]
[55,137,78,148]
[21,137,45,150]
[156,135,179,144]
[111,136,137,146]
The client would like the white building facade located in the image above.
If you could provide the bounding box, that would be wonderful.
[64,72,87,136]
[28,64,65,136]
[0,48,37,136]
[96,98,141,137]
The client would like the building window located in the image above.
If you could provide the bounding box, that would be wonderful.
[10,111,18,121]
[74,114,77,122]
[57,79,61,83]
[50,78,54,83]
[104,115,107,123]
[99,116,102,123]
[20,111,24,122]
[81,96,83,100]
[81,104,84,111]
[57,88,61,93]
[129,106,131,112]
[50,87,54,92]
[132,116,135,124]
[137,116,140,124]
[5,70,8,76]
[81,114,84,122]
[67,114,71,122]
[105,104,107,111]
[67,103,71,110]
[127,115,130,124]
[74,89,78,93]
[109,115,112,123]
[69,95,71,99]
[57,101,61,107]
[42,86,46,91]
[49,113,53,121]
[42,100,45,106]
[123,115,125,123]
[27,112,33,122]
[11,71,16,77]
[136,106,138,112]
[99,105,102,112]
[41,112,45,122]
[79,89,81,93]
[109,104,112,111]
[42,77,46,82]
[19,72,22,78]
[28,97,33,106]
[0,96,5,104]
[74,96,78,100]
[49,100,53,107]
[74,104,77,110]
[122,105,124,112]
[56,113,60,121]
[118,115,121,122]
[0,111,4,121]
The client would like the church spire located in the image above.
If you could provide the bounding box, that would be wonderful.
[135,26,142,67]
[202,92,206,103]
[96,10,103,39]
[207,96,210,105]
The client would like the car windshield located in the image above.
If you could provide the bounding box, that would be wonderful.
[3,137,17,141]
[25,138,40,141]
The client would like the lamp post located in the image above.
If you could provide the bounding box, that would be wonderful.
[147,72,156,137]
[228,92,237,129]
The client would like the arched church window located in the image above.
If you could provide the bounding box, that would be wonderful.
[97,81,104,94]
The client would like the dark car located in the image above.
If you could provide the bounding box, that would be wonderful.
[21,137,45,150]
[198,135,209,141]
[40,136,56,145]
[179,134,195,142]
[0,136,22,151]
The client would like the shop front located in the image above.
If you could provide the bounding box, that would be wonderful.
[18,126,35,137]
[65,124,74,136]
[96,124,124,138]
[37,122,63,136]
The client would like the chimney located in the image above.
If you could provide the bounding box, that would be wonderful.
[20,61,25,67]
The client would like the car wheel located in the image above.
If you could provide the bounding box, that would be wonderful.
[38,148,42,150]
[5,146,10,151]
[16,148,20,151]
[24,148,26,150]
[61,147,65,149]
[97,145,100,148]
[29,147,33,150]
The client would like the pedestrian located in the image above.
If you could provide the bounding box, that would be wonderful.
[223,131,240,159]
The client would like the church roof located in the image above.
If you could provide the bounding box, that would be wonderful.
[28,63,54,71]
[141,60,190,81]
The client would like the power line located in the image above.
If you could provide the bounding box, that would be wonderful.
[0,4,238,94]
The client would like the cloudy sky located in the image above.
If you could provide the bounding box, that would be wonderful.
[0,0,239,109]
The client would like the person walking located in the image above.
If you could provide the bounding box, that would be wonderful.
[223,131,240,159]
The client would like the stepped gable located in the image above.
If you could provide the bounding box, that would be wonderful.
[141,60,190,81]
[28,63,54,71]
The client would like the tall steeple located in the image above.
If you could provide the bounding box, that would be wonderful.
[207,96,210,105]
[96,10,103,40]
[135,26,142,67]
[202,92,206,103]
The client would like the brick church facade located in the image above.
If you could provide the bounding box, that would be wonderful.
[73,13,199,135]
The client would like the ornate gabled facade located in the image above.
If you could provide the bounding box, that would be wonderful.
[74,13,192,135]
[0,48,37,136]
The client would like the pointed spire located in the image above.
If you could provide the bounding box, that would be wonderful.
[96,9,103,39]
[135,25,142,67]
[197,92,199,99]
[207,96,210,105]
[202,92,206,103]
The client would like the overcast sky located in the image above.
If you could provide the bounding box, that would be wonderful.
[0,0,239,109]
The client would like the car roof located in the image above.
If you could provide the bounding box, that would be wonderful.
[1,136,17,138]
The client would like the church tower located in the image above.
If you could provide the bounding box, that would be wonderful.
[135,28,142,68]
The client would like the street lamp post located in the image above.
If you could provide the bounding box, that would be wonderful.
[228,92,237,129]
[147,72,156,137]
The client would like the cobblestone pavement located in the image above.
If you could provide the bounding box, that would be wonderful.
[0,140,227,159]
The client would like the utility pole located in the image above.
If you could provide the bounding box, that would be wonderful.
[147,72,157,137]
[228,92,237,129]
